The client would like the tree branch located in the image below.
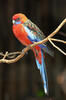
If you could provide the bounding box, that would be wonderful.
[49,38,66,44]
[48,38,66,55]
[0,18,66,63]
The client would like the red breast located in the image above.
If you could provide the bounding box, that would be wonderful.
[12,24,32,46]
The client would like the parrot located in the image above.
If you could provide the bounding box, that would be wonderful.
[12,13,53,95]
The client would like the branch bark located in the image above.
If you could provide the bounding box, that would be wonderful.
[0,18,66,64]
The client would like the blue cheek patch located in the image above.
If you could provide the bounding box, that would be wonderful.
[15,21,21,24]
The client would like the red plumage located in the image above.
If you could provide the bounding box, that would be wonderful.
[13,24,32,46]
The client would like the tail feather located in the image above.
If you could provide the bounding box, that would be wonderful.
[33,47,48,94]
[39,44,54,57]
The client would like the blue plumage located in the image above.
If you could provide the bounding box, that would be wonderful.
[36,50,48,94]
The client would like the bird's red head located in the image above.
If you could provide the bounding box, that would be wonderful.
[12,13,28,25]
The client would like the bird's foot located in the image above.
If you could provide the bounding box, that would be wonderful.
[22,48,28,55]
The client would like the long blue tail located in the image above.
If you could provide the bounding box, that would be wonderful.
[33,48,48,94]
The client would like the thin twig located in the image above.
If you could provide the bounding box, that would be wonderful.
[0,53,4,57]
[50,38,66,44]
[7,51,22,58]
[3,52,8,59]
[0,47,30,63]
[48,38,66,55]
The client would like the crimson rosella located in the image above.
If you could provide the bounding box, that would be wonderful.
[12,13,53,94]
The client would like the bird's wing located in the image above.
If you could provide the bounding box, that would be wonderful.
[23,19,45,41]
[23,19,54,56]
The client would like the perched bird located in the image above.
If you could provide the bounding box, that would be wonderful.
[12,13,53,95]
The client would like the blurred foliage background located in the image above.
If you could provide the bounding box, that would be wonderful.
[0,0,66,100]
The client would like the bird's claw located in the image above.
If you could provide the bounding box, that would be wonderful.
[22,49,28,55]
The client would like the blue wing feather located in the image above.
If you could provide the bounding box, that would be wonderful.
[24,25,47,47]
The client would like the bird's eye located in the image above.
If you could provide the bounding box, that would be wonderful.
[16,18,20,21]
